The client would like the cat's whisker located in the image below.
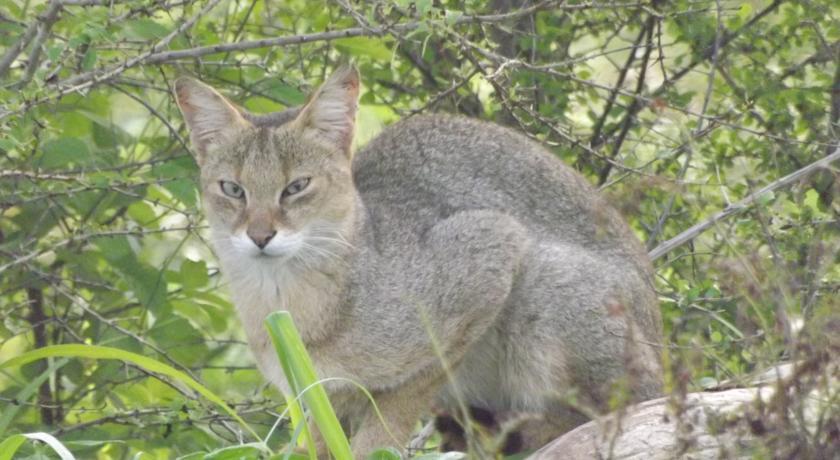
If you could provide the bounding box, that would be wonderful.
[305,227,355,248]
[291,252,316,271]
[299,244,342,271]
[300,242,341,262]
[305,236,355,251]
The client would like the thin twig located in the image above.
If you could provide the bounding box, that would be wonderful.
[0,0,224,121]
[596,13,655,185]
[587,19,647,149]
[0,226,202,273]
[646,0,724,249]
[0,0,62,78]
[649,146,840,261]
[592,0,786,151]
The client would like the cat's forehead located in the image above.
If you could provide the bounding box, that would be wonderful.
[237,127,286,166]
[205,126,308,176]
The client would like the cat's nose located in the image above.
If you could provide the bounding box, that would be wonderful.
[247,229,277,249]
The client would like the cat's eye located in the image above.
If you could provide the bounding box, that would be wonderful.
[282,177,310,198]
[220,180,245,199]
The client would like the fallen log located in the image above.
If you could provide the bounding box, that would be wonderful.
[530,362,838,459]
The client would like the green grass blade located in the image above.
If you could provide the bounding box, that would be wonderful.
[265,311,352,460]
[20,432,75,460]
[0,358,68,438]
[0,435,27,460]
[281,412,308,460]
[266,318,316,458]
[284,392,317,459]
[0,432,77,460]
[0,344,259,441]
[268,320,316,458]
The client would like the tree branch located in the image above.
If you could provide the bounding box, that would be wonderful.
[25,287,58,426]
[646,0,725,249]
[649,146,840,261]
[587,22,647,149]
[596,13,655,185]
[591,0,785,151]
[0,0,62,78]
[55,1,632,89]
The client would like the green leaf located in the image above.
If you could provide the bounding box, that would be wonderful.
[0,138,16,152]
[334,37,392,61]
[738,3,753,21]
[46,44,64,61]
[177,454,206,460]
[0,435,27,460]
[0,433,74,460]
[0,359,69,437]
[444,10,462,26]
[756,190,775,207]
[412,453,467,460]
[0,344,259,441]
[803,189,821,213]
[95,236,168,311]
[63,440,126,447]
[163,179,199,207]
[180,259,209,289]
[17,432,74,459]
[39,138,91,169]
[263,81,307,106]
[127,201,158,228]
[124,18,170,40]
[81,48,97,71]
[367,448,401,460]
[415,0,433,16]
[269,454,309,460]
[147,315,209,366]
[203,443,270,460]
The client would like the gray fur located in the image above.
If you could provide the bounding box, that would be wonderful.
[173,67,663,457]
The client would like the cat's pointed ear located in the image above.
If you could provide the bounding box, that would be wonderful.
[294,64,360,155]
[173,77,251,163]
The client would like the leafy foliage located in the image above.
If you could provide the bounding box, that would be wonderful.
[0,0,838,458]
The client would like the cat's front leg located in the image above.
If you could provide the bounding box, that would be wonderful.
[349,376,442,458]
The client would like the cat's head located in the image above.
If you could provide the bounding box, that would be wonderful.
[174,66,359,264]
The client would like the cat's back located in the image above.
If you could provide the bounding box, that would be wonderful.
[353,114,643,257]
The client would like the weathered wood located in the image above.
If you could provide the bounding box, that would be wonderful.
[529,388,769,459]
[530,363,837,459]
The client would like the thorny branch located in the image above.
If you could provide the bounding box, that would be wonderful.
[0,0,63,77]
[649,146,840,261]
[1,1,646,120]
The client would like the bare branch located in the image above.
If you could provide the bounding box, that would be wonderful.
[1,170,80,181]
[649,146,840,261]
[54,1,631,90]
[646,0,725,250]
[0,226,203,274]
[0,0,62,78]
[56,0,224,90]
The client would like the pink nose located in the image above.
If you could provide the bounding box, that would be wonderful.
[248,230,276,249]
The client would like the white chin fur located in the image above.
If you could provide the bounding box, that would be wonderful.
[210,221,350,289]
[212,231,300,307]
[223,230,303,259]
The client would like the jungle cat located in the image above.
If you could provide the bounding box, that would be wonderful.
[173,65,663,457]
